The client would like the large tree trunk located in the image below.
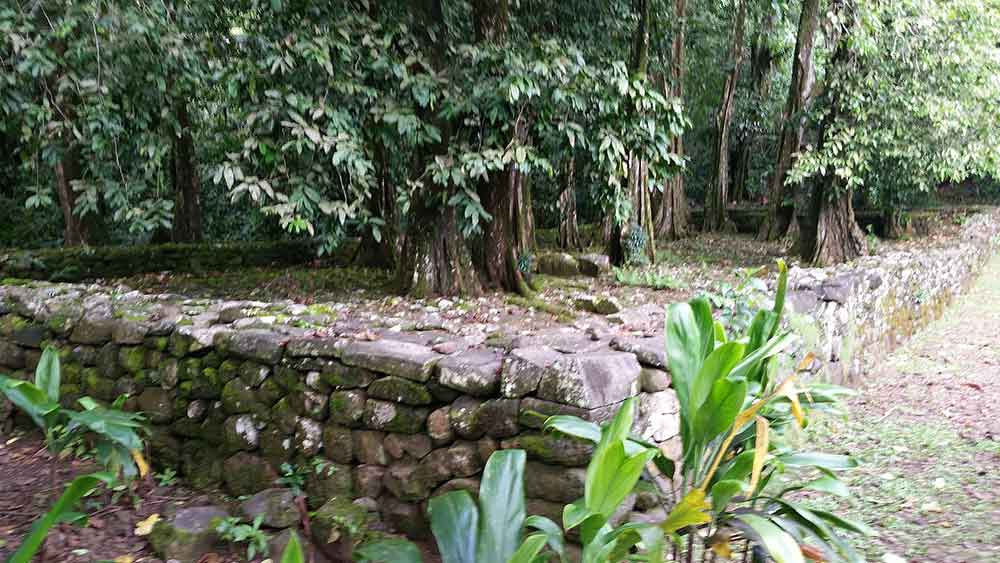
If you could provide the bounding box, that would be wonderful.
[731,9,775,204]
[799,4,864,266]
[759,0,820,241]
[398,0,482,297]
[474,0,537,294]
[608,0,657,265]
[704,0,747,232]
[558,157,582,250]
[171,100,202,243]
[655,0,688,241]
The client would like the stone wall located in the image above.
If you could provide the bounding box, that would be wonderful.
[785,210,1000,383]
[0,209,996,538]
[0,282,678,536]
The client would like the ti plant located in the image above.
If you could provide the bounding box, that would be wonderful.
[0,347,149,482]
[551,260,870,561]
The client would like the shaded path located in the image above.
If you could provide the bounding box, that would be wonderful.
[809,255,1000,562]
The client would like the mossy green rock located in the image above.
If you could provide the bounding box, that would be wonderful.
[222,452,278,496]
[328,390,367,428]
[118,346,146,372]
[149,506,229,563]
[239,488,299,528]
[305,462,354,509]
[136,388,173,424]
[82,369,116,402]
[363,399,428,434]
[311,496,369,547]
[367,376,432,406]
[319,362,376,389]
[221,378,264,416]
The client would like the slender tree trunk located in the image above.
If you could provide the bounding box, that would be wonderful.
[54,146,90,246]
[356,139,397,268]
[704,0,747,232]
[655,0,689,241]
[759,0,820,241]
[731,10,775,204]
[608,0,657,265]
[558,157,582,250]
[398,0,482,297]
[171,100,202,242]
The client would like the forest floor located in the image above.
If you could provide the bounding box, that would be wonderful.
[804,254,1000,562]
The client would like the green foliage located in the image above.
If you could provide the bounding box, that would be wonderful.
[5,472,114,563]
[216,515,270,561]
[154,467,178,487]
[280,531,306,563]
[612,267,685,290]
[705,267,770,333]
[0,347,147,480]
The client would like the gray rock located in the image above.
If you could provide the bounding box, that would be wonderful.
[577,254,611,277]
[214,329,285,363]
[295,417,324,456]
[610,336,667,369]
[353,465,386,498]
[536,351,642,408]
[223,414,261,451]
[639,367,671,392]
[353,430,389,465]
[240,488,299,528]
[427,406,455,447]
[305,462,354,508]
[368,376,433,406]
[449,396,484,440]
[437,349,503,396]
[322,425,354,464]
[136,387,173,424]
[149,506,229,563]
[636,390,681,442]
[384,433,433,460]
[478,398,521,438]
[328,390,367,428]
[286,336,343,358]
[223,452,278,496]
[340,339,439,382]
[447,441,485,477]
[573,295,622,315]
[0,341,25,369]
[536,253,580,276]
[501,346,564,398]
[500,432,593,466]
[320,361,377,388]
[363,399,428,434]
[524,462,586,503]
[311,496,369,547]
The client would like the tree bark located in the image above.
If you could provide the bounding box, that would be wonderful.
[731,9,775,204]
[398,0,482,296]
[54,146,90,246]
[356,139,397,268]
[608,0,657,265]
[799,4,865,266]
[759,0,820,241]
[171,100,202,242]
[558,156,582,250]
[704,0,747,232]
[655,0,689,241]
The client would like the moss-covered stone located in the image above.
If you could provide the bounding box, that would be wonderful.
[367,376,432,406]
[82,369,116,402]
[319,362,376,389]
[61,361,83,384]
[149,506,229,563]
[218,359,240,383]
[222,452,278,496]
[328,390,367,428]
[119,346,146,372]
[363,400,428,434]
[270,397,299,434]
[304,462,354,509]
[145,335,169,352]
[258,426,293,462]
[311,496,369,548]
[221,378,264,416]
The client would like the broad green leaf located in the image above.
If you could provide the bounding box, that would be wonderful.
[563,498,592,530]
[661,489,711,534]
[693,376,748,443]
[0,376,60,430]
[778,452,858,470]
[507,533,548,563]
[354,538,424,563]
[280,531,304,563]
[729,331,796,381]
[810,509,876,536]
[710,479,746,514]
[7,473,111,563]
[429,491,478,563]
[476,450,527,563]
[781,474,851,498]
[524,515,565,561]
[34,347,60,403]
[543,415,655,456]
[690,341,746,413]
[734,514,805,563]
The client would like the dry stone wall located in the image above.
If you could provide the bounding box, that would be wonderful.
[0,209,997,538]
[785,210,1000,383]
[0,283,679,537]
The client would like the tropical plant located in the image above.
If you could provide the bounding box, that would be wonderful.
[216,515,271,560]
[280,531,306,563]
[555,261,867,561]
[4,472,115,563]
[613,267,686,291]
[0,347,148,482]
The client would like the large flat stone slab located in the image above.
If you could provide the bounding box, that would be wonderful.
[340,339,440,382]
[437,349,503,396]
[536,351,642,408]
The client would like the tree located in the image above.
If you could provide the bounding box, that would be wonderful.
[703,0,748,232]
[758,0,820,241]
[655,0,689,241]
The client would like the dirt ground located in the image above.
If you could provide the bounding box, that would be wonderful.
[804,254,1000,562]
